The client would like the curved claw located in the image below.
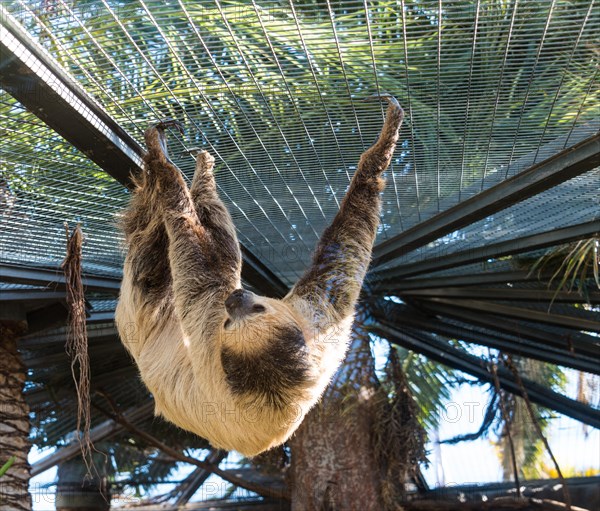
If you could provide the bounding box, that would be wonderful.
[152,118,184,135]
[182,146,205,159]
[148,119,184,160]
[362,93,402,109]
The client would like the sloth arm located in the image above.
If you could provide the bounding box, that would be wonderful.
[288,97,404,325]
[189,149,242,278]
[144,127,241,339]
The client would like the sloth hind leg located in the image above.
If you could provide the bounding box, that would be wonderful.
[188,149,240,275]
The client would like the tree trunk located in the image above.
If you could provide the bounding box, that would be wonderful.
[290,395,385,511]
[289,323,425,511]
[289,329,386,511]
[0,325,32,511]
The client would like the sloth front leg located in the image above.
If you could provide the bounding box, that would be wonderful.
[144,126,240,333]
[120,136,174,307]
[289,95,404,324]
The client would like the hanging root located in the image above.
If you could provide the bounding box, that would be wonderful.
[374,346,427,509]
[62,223,93,473]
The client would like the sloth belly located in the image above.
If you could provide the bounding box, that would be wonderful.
[130,325,306,457]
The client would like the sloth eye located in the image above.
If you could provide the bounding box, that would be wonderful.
[223,318,232,329]
[252,304,266,313]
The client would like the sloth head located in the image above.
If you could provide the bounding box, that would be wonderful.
[220,289,311,403]
[220,288,306,355]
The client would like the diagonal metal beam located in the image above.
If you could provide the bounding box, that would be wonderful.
[374,221,599,281]
[0,7,143,186]
[398,287,600,304]
[371,321,600,428]
[0,263,121,294]
[420,297,600,333]
[31,402,154,476]
[372,307,600,374]
[173,450,227,506]
[405,298,600,358]
[375,270,538,292]
[0,290,68,303]
[20,326,118,347]
[240,246,288,298]
[0,9,288,298]
[372,132,600,268]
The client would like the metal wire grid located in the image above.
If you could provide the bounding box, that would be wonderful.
[0,95,127,276]
[381,167,600,268]
[3,0,598,284]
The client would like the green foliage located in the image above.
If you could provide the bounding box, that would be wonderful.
[531,237,600,303]
[393,346,457,430]
[0,457,16,478]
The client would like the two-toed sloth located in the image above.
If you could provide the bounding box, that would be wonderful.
[116,95,404,456]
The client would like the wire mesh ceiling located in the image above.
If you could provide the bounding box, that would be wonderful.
[1,2,599,499]
[2,0,598,285]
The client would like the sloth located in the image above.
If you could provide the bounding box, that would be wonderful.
[116,95,404,456]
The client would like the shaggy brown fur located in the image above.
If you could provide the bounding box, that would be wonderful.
[116,96,404,456]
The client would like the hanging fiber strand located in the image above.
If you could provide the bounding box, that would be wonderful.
[62,223,93,471]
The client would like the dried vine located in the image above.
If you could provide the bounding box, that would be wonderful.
[62,223,93,471]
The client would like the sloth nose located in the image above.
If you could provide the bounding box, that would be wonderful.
[225,289,252,315]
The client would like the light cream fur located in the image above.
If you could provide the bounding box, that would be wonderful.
[117,275,354,456]
[116,97,404,457]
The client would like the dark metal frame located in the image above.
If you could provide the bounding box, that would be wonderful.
[372,307,599,374]
[374,220,599,280]
[419,297,600,333]
[375,270,537,292]
[0,290,68,303]
[372,133,600,267]
[0,263,121,294]
[397,286,600,304]
[0,10,289,298]
[404,298,600,357]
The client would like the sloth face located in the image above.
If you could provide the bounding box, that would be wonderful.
[223,289,265,324]
[221,289,310,401]
[221,289,306,355]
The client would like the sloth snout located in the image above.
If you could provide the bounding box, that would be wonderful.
[225,289,253,317]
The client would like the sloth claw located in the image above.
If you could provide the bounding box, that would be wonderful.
[363,93,404,128]
[152,118,184,135]
[363,93,402,110]
[182,147,207,158]
[147,119,184,161]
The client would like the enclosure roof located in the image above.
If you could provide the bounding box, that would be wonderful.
[0,0,598,496]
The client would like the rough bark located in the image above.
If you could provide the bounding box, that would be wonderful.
[289,330,386,511]
[0,326,32,511]
[289,396,385,511]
